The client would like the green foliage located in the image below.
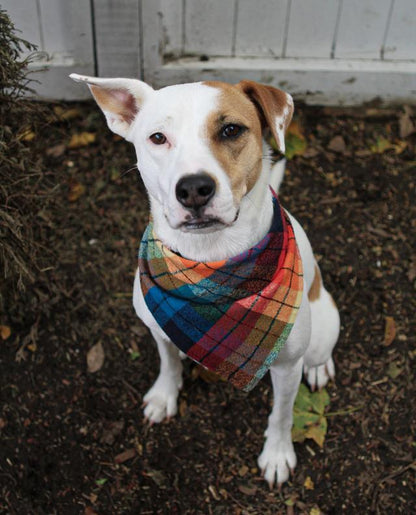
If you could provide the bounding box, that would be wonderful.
[292,383,330,448]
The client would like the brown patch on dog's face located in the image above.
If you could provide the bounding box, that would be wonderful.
[204,81,264,203]
[308,264,322,302]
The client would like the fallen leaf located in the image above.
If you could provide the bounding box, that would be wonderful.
[95,478,107,486]
[0,325,11,340]
[370,137,407,155]
[46,144,66,157]
[18,128,36,142]
[304,417,327,448]
[68,181,86,202]
[285,120,307,159]
[238,484,257,496]
[384,316,396,346]
[208,485,221,500]
[146,469,168,488]
[68,132,96,149]
[387,362,402,379]
[370,137,392,154]
[292,384,330,447]
[54,105,82,121]
[304,476,314,490]
[115,448,136,464]
[310,508,321,515]
[84,507,98,515]
[287,119,305,139]
[87,342,105,373]
[100,420,124,445]
[399,106,415,138]
[310,388,330,415]
[328,135,346,154]
[238,465,249,477]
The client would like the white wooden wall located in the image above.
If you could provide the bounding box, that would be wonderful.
[4,0,416,104]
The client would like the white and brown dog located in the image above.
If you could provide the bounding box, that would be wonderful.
[70,74,340,488]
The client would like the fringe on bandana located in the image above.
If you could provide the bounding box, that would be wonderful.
[138,191,303,392]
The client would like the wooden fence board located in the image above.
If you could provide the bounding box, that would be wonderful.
[235,0,289,57]
[335,0,391,59]
[285,0,340,58]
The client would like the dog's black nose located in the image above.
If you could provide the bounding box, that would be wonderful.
[175,173,216,210]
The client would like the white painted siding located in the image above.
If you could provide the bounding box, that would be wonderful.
[334,0,392,59]
[3,0,416,104]
[285,0,340,58]
[234,0,288,57]
[384,0,416,60]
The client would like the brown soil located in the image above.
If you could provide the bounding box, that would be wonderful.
[1,102,415,514]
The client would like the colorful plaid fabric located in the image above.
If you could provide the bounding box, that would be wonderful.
[138,192,303,391]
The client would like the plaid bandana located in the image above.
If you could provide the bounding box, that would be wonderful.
[138,192,303,391]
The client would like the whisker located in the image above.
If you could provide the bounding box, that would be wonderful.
[120,165,139,178]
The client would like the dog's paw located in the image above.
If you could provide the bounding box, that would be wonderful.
[258,439,297,489]
[304,357,335,391]
[143,375,182,424]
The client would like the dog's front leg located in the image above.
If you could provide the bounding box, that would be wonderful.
[258,357,303,488]
[143,328,183,424]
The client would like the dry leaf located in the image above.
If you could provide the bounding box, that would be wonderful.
[68,181,86,202]
[328,135,346,154]
[238,465,249,477]
[304,476,315,490]
[238,484,257,496]
[399,106,415,138]
[384,316,396,346]
[54,105,82,121]
[208,485,221,501]
[287,120,305,139]
[68,132,96,149]
[46,144,66,157]
[0,325,11,340]
[19,128,36,142]
[115,448,136,464]
[87,342,105,373]
[387,362,402,379]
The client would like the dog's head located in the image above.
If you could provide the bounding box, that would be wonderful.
[70,75,293,234]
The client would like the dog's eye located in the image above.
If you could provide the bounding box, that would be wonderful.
[220,124,245,140]
[149,132,167,145]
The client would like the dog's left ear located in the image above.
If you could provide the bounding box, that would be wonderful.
[237,80,293,154]
[70,74,154,140]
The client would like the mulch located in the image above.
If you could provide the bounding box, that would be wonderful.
[0,101,415,514]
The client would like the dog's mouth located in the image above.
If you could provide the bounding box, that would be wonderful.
[180,217,225,233]
[178,210,240,233]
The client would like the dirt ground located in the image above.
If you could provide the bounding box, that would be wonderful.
[1,100,415,515]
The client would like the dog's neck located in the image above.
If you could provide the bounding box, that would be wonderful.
[150,159,274,262]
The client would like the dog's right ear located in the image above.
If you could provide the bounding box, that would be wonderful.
[70,74,154,140]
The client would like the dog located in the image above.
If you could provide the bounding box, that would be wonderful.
[70,74,340,488]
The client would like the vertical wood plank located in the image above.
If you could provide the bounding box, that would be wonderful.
[184,0,235,56]
[141,0,164,83]
[335,0,391,59]
[39,0,94,65]
[235,0,289,57]
[161,0,183,58]
[2,0,43,51]
[93,0,141,78]
[384,0,416,60]
[286,0,340,58]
